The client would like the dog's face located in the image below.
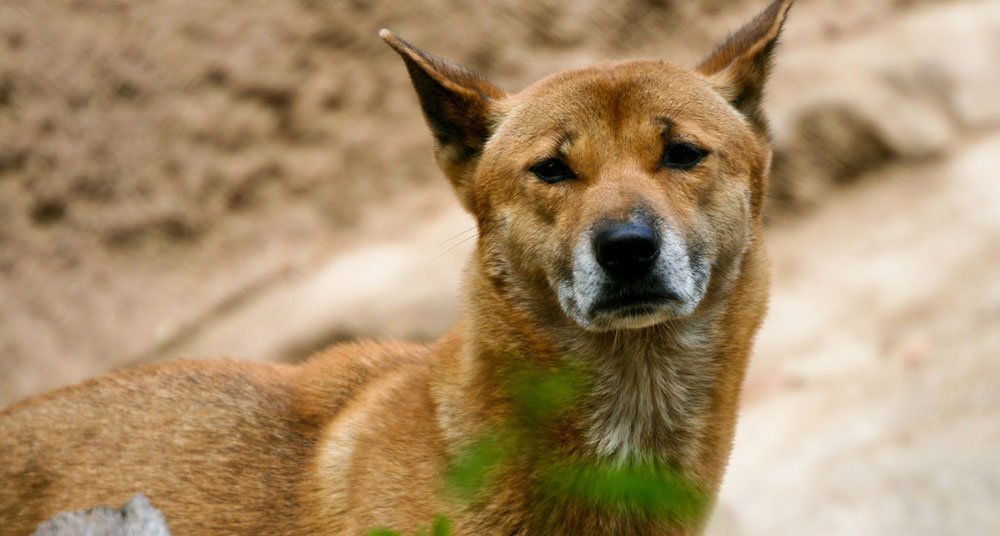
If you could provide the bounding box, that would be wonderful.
[384,0,791,331]
[475,63,766,330]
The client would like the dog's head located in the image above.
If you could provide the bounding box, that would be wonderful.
[384,0,791,332]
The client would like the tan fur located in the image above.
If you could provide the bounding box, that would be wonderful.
[0,2,792,534]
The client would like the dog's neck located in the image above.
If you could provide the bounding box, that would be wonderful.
[439,253,735,471]
[577,314,722,464]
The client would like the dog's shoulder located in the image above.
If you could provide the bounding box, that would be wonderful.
[291,339,434,425]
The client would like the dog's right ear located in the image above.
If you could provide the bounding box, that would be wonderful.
[696,0,793,138]
[381,30,505,208]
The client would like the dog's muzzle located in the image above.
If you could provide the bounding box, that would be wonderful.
[556,214,709,331]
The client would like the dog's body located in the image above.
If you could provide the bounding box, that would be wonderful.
[0,2,792,534]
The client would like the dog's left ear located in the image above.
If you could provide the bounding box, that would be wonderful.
[697,0,793,137]
[381,30,506,210]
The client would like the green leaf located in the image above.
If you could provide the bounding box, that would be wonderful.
[538,458,709,522]
[431,514,453,536]
[443,429,514,500]
[367,528,402,536]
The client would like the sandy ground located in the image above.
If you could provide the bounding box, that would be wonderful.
[2,0,999,533]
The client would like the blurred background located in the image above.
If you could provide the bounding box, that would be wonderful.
[1,0,998,533]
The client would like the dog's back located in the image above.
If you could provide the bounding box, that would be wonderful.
[0,341,433,535]
[0,359,308,534]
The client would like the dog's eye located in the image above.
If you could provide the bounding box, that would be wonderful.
[661,142,706,170]
[530,158,576,184]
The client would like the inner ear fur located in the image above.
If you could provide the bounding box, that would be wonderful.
[381,30,505,207]
[697,0,794,137]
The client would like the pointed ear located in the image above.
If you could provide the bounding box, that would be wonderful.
[697,0,793,136]
[381,30,505,207]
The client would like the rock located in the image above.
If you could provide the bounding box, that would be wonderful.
[33,494,171,536]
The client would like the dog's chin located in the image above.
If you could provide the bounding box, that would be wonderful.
[559,293,701,332]
[586,300,696,332]
[588,308,673,331]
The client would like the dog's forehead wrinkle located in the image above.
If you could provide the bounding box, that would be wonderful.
[656,116,674,138]
[495,75,743,166]
[554,131,576,158]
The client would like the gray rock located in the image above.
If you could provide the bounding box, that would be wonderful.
[33,494,171,536]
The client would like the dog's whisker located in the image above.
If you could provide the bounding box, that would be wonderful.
[433,233,478,261]
[438,226,477,247]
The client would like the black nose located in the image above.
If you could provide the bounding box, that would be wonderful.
[594,221,660,281]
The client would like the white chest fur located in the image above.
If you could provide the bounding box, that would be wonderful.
[582,314,720,463]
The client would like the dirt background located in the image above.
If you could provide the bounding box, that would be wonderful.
[1,0,998,533]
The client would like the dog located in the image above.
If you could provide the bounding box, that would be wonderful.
[0,1,791,534]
